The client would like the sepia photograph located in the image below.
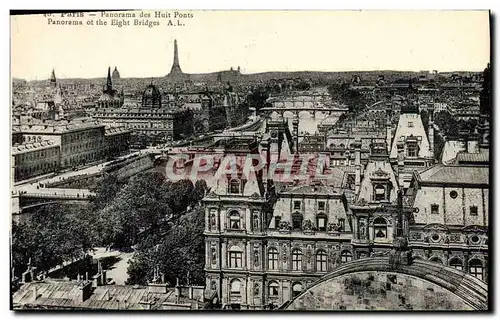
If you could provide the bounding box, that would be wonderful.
[9,9,491,311]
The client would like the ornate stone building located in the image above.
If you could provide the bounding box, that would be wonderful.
[202,115,489,309]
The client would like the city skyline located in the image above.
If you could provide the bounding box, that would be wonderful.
[11,10,490,80]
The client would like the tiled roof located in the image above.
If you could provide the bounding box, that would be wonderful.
[418,164,489,185]
[13,281,205,310]
[455,151,489,165]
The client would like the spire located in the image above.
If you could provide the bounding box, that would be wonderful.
[50,69,57,87]
[106,66,113,92]
[169,39,183,75]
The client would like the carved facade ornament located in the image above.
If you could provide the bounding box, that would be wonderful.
[253,214,260,231]
[250,192,261,199]
[206,191,218,198]
[282,244,288,262]
[306,247,312,264]
[253,282,260,295]
[327,222,342,232]
[278,220,292,232]
[253,250,260,267]
[302,219,313,231]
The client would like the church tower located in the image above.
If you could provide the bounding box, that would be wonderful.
[105,66,113,94]
[50,69,57,88]
[169,39,183,76]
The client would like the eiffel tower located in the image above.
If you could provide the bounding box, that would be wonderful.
[168,39,183,76]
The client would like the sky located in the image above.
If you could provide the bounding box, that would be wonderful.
[10,10,490,80]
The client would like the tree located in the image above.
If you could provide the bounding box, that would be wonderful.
[95,172,173,247]
[11,204,94,274]
[193,180,208,204]
[126,206,205,286]
[89,173,121,210]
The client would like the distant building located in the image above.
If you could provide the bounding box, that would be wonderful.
[142,83,162,108]
[96,67,124,108]
[111,66,120,79]
[12,140,60,181]
[389,103,434,188]
[11,119,130,181]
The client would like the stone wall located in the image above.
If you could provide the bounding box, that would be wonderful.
[288,271,472,310]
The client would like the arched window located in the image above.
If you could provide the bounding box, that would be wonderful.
[230,279,241,295]
[229,211,241,230]
[341,250,352,263]
[229,179,240,194]
[268,281,279,297]
[268,248,279,270]
[292,212,303,230]
[469,259,484,281]
[228,246,243,268]
[374,184,386,201]
[373,217,388,239]
[316,213,327,232]
[292,282,303,298]
[291,249,302,271]
[449,257,463,271]
[316,250,327,272]
[429,256,443,264]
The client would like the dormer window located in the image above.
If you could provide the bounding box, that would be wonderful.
[374,184,387,201]
[407,143,418,157]
[293,200,302,210]
[318,201,325,211]
[229,179,241,194]
[316,213,327,231]
[292,212,303,230]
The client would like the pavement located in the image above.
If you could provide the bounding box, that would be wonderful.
[14,150,154,194]
[90,247,135,285]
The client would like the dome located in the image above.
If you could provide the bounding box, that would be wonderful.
[112,67,120,79]
[142,84,162,108]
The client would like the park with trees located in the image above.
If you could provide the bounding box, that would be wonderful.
[11,171,208,286]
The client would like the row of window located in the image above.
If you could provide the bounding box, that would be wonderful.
[16,147,59,162]
[65,141,102,153]
[292,200,327,211]
[421,256,485,281]
[430,204,478,216]
[15,161,58,180]
[275,213,345,232]
[62,130,101,143]
[227,248,353,271]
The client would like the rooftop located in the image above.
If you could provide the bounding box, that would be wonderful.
[12,140,58,155]
[417,164,489,185]
[13,281,206,310]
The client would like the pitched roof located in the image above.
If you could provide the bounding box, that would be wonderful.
[418,164,489,185]
[455,151,489,165]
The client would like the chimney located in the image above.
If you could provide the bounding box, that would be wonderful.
[386,110,392,152]
[175,278,180,303]
[428,112,434,160]
[459,130,469,153]
[352,140,362,196]
[188,286,194,300]
[396,141,405,184]
[292,116,299,155]
[78,280,93,303]
[32,285,41,302]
